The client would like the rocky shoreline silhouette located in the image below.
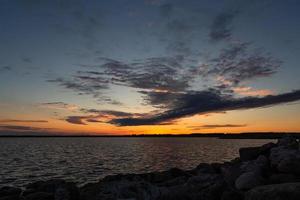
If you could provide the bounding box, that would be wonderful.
[1,137,300,200]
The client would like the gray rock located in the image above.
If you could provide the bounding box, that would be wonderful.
[269,146,300,174]
[245,183,300,200]
[221,163,242,186]
[0,195,20,200]
[239,142,276,161]
[277,156,300,175]
[24,192,53,200]
[268,173,299,184]
[0,187,21,198]
[193,163,222,175]
[157,176,187,187]
[239,146,261,161]
[241,155,269,173]
[235,171,265,190]
[24,179,79,200]
[221,189,244,200]
[187,173,222,188]
[277,136,298,148]
[80,177,161,200]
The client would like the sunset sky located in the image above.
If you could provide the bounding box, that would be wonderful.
[0,0,300,135]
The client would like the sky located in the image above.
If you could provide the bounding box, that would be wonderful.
[0,0,300,135]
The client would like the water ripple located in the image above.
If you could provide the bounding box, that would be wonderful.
[0,137,273,187]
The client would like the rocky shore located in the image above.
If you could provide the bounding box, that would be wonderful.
[1,137,300,200]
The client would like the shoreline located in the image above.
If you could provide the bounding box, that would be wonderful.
[1,137,300,200]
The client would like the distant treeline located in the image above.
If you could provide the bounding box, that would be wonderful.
[0,132,300,139]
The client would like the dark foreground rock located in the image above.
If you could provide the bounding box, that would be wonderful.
[245,183,300,200]
[1,136,300,200]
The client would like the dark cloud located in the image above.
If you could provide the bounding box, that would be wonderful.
[110,89,300,126]
[65,109,145,125]
[0,66,12,72]
[85,118,103,123]
[22,57,32,63]
[65,116,89,125]
[80,108,138,117]
[0,125,50,131]
[0,119,48,123]
[209,10,239,42]
[188,124,247,130]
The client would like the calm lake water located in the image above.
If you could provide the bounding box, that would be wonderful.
[0,137,274,187]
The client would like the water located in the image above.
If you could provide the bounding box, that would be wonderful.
[0,137,273,187]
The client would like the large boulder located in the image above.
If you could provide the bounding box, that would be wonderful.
[239,142,276,161]
[24,192,53,200]
[145,168,191,184]
[268,173,299,184]
[235,171,265,190]
[277,136,299,148]
[277,156,300,175]
[240,155,269,173]
[80,176,161,200]
[191,163,222,175]
[221,189,244,200]
[269,146,300,174]
[245,182,300,200]
[0,187,22,198]
[23,179,79,200]
[221,163,242,186]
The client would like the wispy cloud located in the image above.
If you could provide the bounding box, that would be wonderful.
[188,124,247,130]
[0,125,50,131]
[209,10,239,42]
[0,119,48,123]
[39,102,79,111]
[0,66,12,73]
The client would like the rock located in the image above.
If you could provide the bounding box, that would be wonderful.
[245,182,300,200]
[24,192,53,200]
[235,171,265,190]
[277,136,298,148]
[0,187,22,198]
[239,142,276,161]
[268,173,299,184]
[221,189,244,200]
[240,155,269,173]
[269,146,300,174]
[24,179,79,200]
[277,156,300,175]
[239,147,261,161]
[269,146,297,166]
[80,177,161,200]
[187,173,222,188]
[0,195,20,200]
[221,163,242,186]
[157,176,187,187]
[193,163,222,175]
[148,168,190,184]
[157,185,189,200]
[194,181,226,200]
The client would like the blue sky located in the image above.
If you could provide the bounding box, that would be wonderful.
[0,0,299,134]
